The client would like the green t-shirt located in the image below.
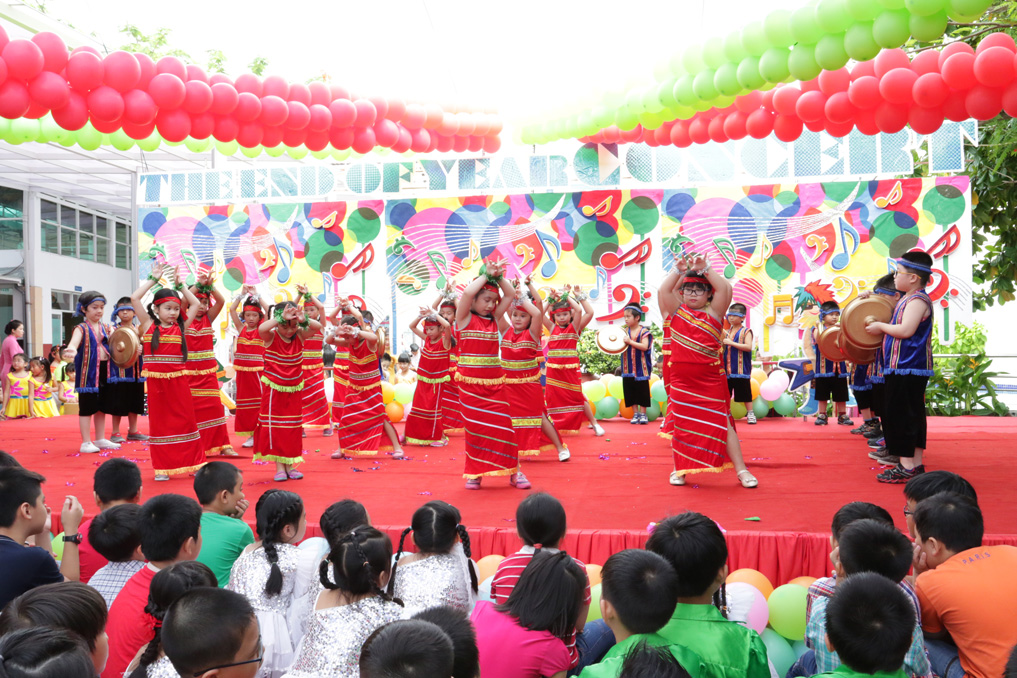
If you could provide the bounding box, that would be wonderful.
[655,603,771,678]
[196,511,254,587]
[579,632,704,678]
[815,665,908,678]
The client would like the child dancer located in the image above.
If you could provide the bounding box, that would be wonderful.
[132,264,206,480]
[454,261,524,489]
[2,352,31,419]
[257,300,321,481]
[499,279,570,461]
[543,286,604,436]
[722,302,756,424]
[107,296,148,443]
[433,286,464,433]
[658,254,757,488]
[621,304,653,425]
[297,285,332,438]
[66,291,119,453]
[229,285,267,448]
[326,300,352,438]
[804,301,853,426]
[403,308,452,447]
[29,357,60,418]
[187,272,235,456]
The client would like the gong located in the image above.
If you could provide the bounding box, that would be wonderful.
[837,332,876,365]
[595,327,627,355]
[110,326,141,368]
[840,295,894,351]
[816,326,850,363]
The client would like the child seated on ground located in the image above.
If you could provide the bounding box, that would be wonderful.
[360,619,455,678]
[79,458,144,584]
[413,606,480,678]
[645,512,770,678]
[818,573,914,678]
[87,503,146,608]
[902,470,977,540]
[0,627,95,677]
[194,461,254,587]
[579,549,701,678]
[162,587,262,678]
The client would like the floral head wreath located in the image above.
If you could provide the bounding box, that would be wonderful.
[546,289,571,310]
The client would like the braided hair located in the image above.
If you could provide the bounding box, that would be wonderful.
[319,526,402,606]
[128,561,217,678]
[320,499,370,549]
[255,489,305,597]
[147,288,188,361]
[388,501,478,597]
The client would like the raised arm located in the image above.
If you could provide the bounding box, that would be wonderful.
[228,292,243,331]
[433,311,453,349]
[573,287,595,332]
[658,257,687,316]
[689,254,732,319]
[202,271,226,322]
[493,271,516,321]
[409,308,428,341]
[179,269,202,330]
[131,261,165,335]
[456,275,488,331]
[520,294,542,342]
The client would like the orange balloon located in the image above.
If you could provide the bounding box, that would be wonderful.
[477,554,505,582]
[726,568,775,599]
[385,401,404,423]
[590,401,596,416]
[585,563,603,587]
[788,576,817,589]
[649,374,660,386]
[619,401,634,420]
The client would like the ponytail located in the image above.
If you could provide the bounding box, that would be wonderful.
[713,581,729,619]
[127,626,162,678]
[322,527,402,606]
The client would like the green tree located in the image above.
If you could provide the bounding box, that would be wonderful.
[118,24,193,61]
[248,56,269,76]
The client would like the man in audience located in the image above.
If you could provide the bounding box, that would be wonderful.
[163,587,262,678]
[87,503,146,608]
[194,461,253,587]
[78,458,143,584]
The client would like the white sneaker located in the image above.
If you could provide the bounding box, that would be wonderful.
[94,439,120,450]
[242,437,254,448]
[558,447,571,462]
[80,441,100,454]
[593,424,606,437]
[746,411,757,424]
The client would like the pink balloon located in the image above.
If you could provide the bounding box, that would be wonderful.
[455,111,476,136]
[185,64,208,83]
[30,32,67,73]
[435,133,455,153]
[288,82,311,107]
[234,92,262,122]
[912,73,948,108]
[155,56,186,80]
[874,100,908,133]
[329,99,356,128]
[723,111,748,140]
[308,104,331,132]
[938,41,974,69]
[353,99,377,128]
[423,104,443,129]
[122,120,155,140]
[481,135,501,154]
[308,81,331,107]
[329,126,355,150]
[620,125,643,143]
[818,68,851,95]
[941,52,976,91]
[50,90,88,129]
[210,82,239,116]
[392,127,412,153]
[726,582,769,635]
[352,126,377,154]
[123,89,158,125]
[0,24,8,53]
[368,96,389,121]
[134,53,156,89]
[0,79,31,119]
[284,100,310,130]
[28,71,70,110]
[976,32,1016,54]
[467,135,484,152]
[874,49,911,78]
[149,72,186,109]
[374,118,399,147]
[403,103,426,130]
[688,118,710,145]
[735,90,763,113]
[102,51,141,92]
[259,95,288,126]
[472,115,492,137]
[208,73,232,87]
[0,58,7,87]
[261,126,284,148]
[437,112,459,136]
[183,79,213,114]
[772,87,801,116]
[213,116,239,142]
[795,90,827,122]
[66,51,104,92]
[909,49,941,76]
[386,98,406,122]
[328,83,351,101]
[191,112,215,139]
[283,127,307,148]
[156,109,191,142]
[2,39,45,81]
[973,47,1014,88]
[824,92,855,123]
[847,76,881,109]
[851,60,876,80]
[879,68,917,104]
[453,135,470,153]
[261,74,288,100]
[70,45,100,57]
[234,73,262,96]
[87,85,125,123]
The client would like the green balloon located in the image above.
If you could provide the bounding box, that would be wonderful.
[110,129,135,151]
[682,45,705,74]
[650,380,667,402]
[265,145,285,157]
[215,139,238,155]
[0,118,11,140]
[639,110,668,130]
[752,396,771,419]
[626,88,647,115]
[815,0,852,33]
[596,396,620,419]
[906,0,945,16]
[878,0,906,7]
[588,584,603,622]
[184,137,210,153]
[77,124,102,151]
[57,136,76,147]
[311,148,332,160]
[671,104,696,119]
[11,118,40,143]
[737,56,767,89]
[723,31,748,62]
[742,20,769,56]
[947,0,990,16]
[909,10,948,40]
[844,22,881,60]
[731,400,747,419]
[815,32,850,70]
[703,40,727,69]
[331,147,351,161]
[768,584,808,641]
[762,630,798,678]
[692,70,719,100]
[873,9,911,47]
[592,105,614,128]
[616,108,640,131]
[759,47,791,83]
[646,400,661,422]
[764,9,795,47]
[713,63,742,97]
[657,78,679,109]
[790,5,823,43]
[240,145,262,158]
[577,111,596,135]
[673,75,700,107]
[773,393,797,416]
[641,86,665,114]
[38,116,62,143]
[714,94,736,107]
[584,380,607,402]
[846,0,882,19]
[788,43,822,81]
[394,382,414,404]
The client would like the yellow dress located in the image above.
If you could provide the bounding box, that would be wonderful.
[4,373,32,418]
[59,380,77,414]
[31,377,60,418]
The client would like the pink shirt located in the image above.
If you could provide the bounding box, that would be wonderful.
[1,334,22,384]
[471,601,571,678]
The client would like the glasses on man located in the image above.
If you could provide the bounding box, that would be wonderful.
[191,637,264,677]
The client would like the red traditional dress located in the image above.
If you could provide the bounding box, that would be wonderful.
[330,342,349,426]
[659,313,676,440]
[186,315,233,455]
[254,332,304,466]
[404,335,450,445]
[142,324,206,477]
[233,326,264,437]
[458,313,518,478]
[545,322,585,434]
[336,337,388,455]
[502,328,555,456]
[442,328,465,432]
[669,305,734,477]
[301,330,331,430]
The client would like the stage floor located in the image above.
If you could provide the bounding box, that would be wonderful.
[3,414,1013,582]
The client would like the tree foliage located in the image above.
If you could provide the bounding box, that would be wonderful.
[118,25,269,79]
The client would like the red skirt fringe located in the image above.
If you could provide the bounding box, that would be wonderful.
[442,376,465,432]
[545,366,586,435]
[234,369,262,436]
[189,371,233,455]
[460,379,518,478]
[254,385,304,466]
[670,361,734,477]
[505,379,555,456]
[660,360,675,440]
[404,380,445,445]
[337,385,388,455]
[301,366,332,429]
[148,374,206,476]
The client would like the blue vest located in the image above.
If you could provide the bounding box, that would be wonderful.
[723,328,752,378]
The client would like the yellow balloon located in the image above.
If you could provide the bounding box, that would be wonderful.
[382,382,395,404]
[751,368,768,384]
[750,378,761,401]
[477,554,505,582]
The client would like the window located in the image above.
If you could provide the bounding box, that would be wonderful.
[115,220,131,270]
[40,198,122,266]
[41,200,59,254]
[61,227,76,257]
[0,187,23,250]
[95,216,110,264]
[51,291,77,346]
[79,232,94,261]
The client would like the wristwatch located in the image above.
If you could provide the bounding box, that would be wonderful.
[62,533,82,545]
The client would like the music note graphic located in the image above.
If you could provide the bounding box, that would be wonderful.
[831,276,858,305]
[275,242,294,285]
[310,211,338,230]
[589,266,608,300]
[595,284,644,322]
[179,248,200,286]
[805,234,828,261]
[395,274,423,290]
[141,243,167,261]
[515,243,535,270]
[875,180,903,208]
[927,224,961,260]
[332,244,376,282]
[667,234,694,255]
[535,230,562,279]
[258,248,277,272]
[749,233,773,268]
[461,239,481,270]
[317,272,336,303]
[711,238,738,279]
[829,219,860,272]
[427,251,449,289]
[764,294,795,326]
[599,238,653,271]
[581,195,613,217]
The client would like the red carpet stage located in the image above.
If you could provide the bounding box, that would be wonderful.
[3,415,1014,584]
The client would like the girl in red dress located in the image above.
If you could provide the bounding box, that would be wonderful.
[186,271,235,457]
[658,254,757,489]
[256,300,321,481]
[433,287,465,433]
[542,286,603,437]
[228,285,267,448]
[455,260,525,490]
[326,303,350,433]
[403,308,452,447]
[131,262,206,481]
[297,285,333,437]
[499,277,570,461]
[658,286,680,440]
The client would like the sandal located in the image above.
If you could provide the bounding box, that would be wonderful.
[273,472,288,482]
[287,469,304,480]
[669,471,686,486]
[737,469,759,488]
[330,450,345,460]
[392,449,405,459]
[465,478,482,490]
[221,447,239,457]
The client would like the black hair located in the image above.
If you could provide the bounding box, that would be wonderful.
[727,303,747,315]
[128,561,218,678]
[0,451,22,468]
[826,572,913,674]
[320,525,401,605]
[4,319,22,335]
[837,519,913,583]
[0,581,107,651]
[646,512,727,599]
[147,288,188,361]
[115,296,132,307]
[398,352,412,364]
[0,467,45,528]
[516,492,567,548]
[76,291,105,314]
[360,620,455,678]
[362,310,375,324]
[1006,645,1017,678]
[64,363,76,376]
[88,503,142,562]
[93,457,143,505]
[341,314,360,326]
[0,627,94,678]
[873,273,897,293]
[193,460,243,506]
[28,357,51,384]
[412,606,479,678]
[831,501,894,542]
[138,493,202,562]
[255,489,304,596]
[162,588,256,678]
[382,352,392,361]
[390,501,477,596]
[409,343,419,352]
[899,250,934,286]
[601,549,679,634]
[8,352,26,369]
[913,492,983,553]
[904,470,977,505]
[820,300,841,313]
[496,550,586,641]
[619,641,693,678]
[320,499,370,548]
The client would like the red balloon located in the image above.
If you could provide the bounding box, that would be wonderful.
[688,118,710,145]
[305,130,329,152]
[91,117,120,133]
[155,56,186,80]
[601,126,621,143]
[373,118,399,147]
[804,118,827,132]
[773,86,801,116]
[28,71,70,110]
[855,107,879,135]
[825,92,856,123]
[795,90,827,122]
[851,60,876,80]
[369,96,389,121]
[213,115,240,142]
[941,52,976,91]
[973,47,1014,88]
[825,120,854,137]
[704,116,725,143]
[473,115,492,137]
[426,132,440,152]
[453,135,470,153]
[352,127,377,154]
[965,85,1003,120]
[386,99,407,122]
[392,127,412,153]
[70,46,100,57]
[0,59,7,86]
[234,92,262,122]
[183,79,213,114]
[773,115,803,142]
[423,104,443,129]
[848,76,881,109]
[913,73,949,108]
[908,106,944,135]
[799,78,821,93]
[234,73,262,96]
[308,81,331,107]
[0,79,31,119]
[818,68,851,95]
[122,120,155,140]
[2,39,45,81]
[66,51,104,93]
[0,24,8,53]
[874,100,908,133]
[149,73,186,109]
[210,82,239,116]
[261,126,284,148]
[745,109,775,138]
[879,68,917,104]
[87,85,124,123]
[236,122,263,148]
[735,90,763,113]
[30,32,67,73]
[156,109,191,142]
[308,104,331,132]
[284,101,310,130]
[50,90,88,130]
[261,74,288,100]
[467,135,484,152]
[942,93,969,122]
[282,127,307,148]
[874,49,911,78]
[182,65,206,85]
[329,99,357,128]
[651,124,671,145]
[102,51,141,92]
[437,112,459,136]
[329,126,355,150]
[328,84,351,101]
[409,128,431,152]
[190,112,215,139]
[259,95,288,126]
[976,32,1016,54]
[353,99,377,128]
[909,50,941,76]
[134,53,156,89]
[288,83,311,107]
[403,103,426,130]
[619,125,643,143]
[723,111,748,140]
[938,41,974,69]
[435,133,455,153]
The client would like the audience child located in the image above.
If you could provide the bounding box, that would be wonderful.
[391,351,418,385]
[412,606,481,678]
[126,561,218,678]
[0,467,84,609]
[0,581,109,675]
[619,643,693,678]
[389,500,478,615]
[58,362,78,412]
[472,549,587,678]
[902,470,977,539]
[78,457,144,584]
[194,461,254,587]
[161,587,262,678]
[283,526,405,678]
[103,494,203,678]
[803,301,852,426]
[0,627,95,678]
[912,492,1017,678]
[580,550,701,678]
[87,504,146,608]
[0,450,22,467]
[645,512,770,678]
[360,619,455,678]
[818,573,915,678]
[2,352,31,419]
[722,303,755,424]
[107,296,148,443]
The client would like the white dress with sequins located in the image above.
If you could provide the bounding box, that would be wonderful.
[391,547,476,616]
[144,655,181,678]
[282,594,405,678]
